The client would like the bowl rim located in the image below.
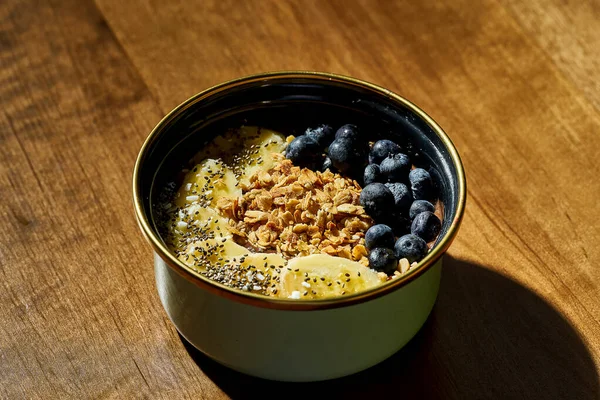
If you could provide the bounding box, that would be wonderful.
[133,71,466,311]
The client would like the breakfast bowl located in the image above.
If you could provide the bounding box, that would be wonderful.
[133,71,466,381]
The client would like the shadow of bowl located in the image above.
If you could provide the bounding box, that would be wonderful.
[180,256,598,399]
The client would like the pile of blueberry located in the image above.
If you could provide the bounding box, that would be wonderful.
[286,124,442,275]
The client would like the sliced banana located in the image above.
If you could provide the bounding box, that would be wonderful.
[174,159,240,208]
[234,252,287,271]
[233,252,288,293]
[236,127,287,185]
[275,254,385,299]
[167,204,229,244]
[178,237,246,267]
[189,126,286,186]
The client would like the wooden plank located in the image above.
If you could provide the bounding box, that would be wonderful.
[0,0,598,397]
[500,0,600,110]
[0,1,224,398]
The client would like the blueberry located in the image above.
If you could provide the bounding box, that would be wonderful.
[359,183,395,220]
[411,211,442,242]
[305,124,334,147]
[389,213,412,236]
[327,138,368,175]
[335,124,361,141]
[368,247,398,274]
[380,153,411,182]
[394,234,428,263]
[409,200,435,219]
[365,224,395,250]
[363,164,382,185]
[369,140,402,164]
[322,156,333,172]
[285,135,322,169]
[409,168,434,201]
[385,182,413,212]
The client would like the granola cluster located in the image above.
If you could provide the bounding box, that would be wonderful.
[216,154,373,265]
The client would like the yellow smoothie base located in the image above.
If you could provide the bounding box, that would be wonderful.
[160,127,424,299]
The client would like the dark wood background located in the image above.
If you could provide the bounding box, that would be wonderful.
[1,0,598,398]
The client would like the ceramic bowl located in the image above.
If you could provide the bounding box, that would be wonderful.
[133,71,466,382]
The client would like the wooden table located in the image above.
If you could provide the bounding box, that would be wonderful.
[1,0,598,398]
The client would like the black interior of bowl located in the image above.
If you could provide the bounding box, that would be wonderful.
[138,76,461,246]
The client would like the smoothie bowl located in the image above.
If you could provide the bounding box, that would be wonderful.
[133,71,466,381]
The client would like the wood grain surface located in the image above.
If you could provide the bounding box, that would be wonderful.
[1,0,599,398]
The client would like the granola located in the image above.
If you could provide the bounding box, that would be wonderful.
[216,154,373,265]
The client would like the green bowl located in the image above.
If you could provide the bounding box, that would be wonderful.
[133,71,466,381]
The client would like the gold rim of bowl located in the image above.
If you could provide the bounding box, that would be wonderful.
[133,71,467,311]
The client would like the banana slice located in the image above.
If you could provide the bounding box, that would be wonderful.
[167,205,230,247]
[178,237,247,267]
[236,127,287,185]
[179,245,287,294]
[276,254,385,299]
[189,126,286,185]
[234,252,287,271]
[174,159,240,208]
[232,252,287,292]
